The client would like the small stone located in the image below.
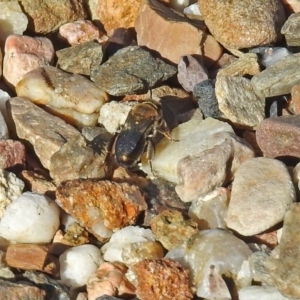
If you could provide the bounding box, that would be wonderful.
[177,55,208,92]
[8,97,82,169]
[289,82,300,114]
[56,41,103,76]
[0,192,60,243]
[265,203,300,298]
[226,157,295,236]
[193,79,222,119]
[151,210,198,250]
[0,89,11,126]
[199,0,286,50]
[3,34,54,90]
[141,118,234,183]
[135,0,222,65]
[16,66,108,127]
[90,46,177,96]
[0,169,24,219]
[56,180,147,241]
[251,53,300,98]
[0,111,8,139]
[239,285,293,300]
[0,2,28,47]
[20,0,87,34]
[61,223,90,248]
[175,132,254,202]
[87,262,136,299]
[133,258,193,300]
[281,13,300,47]
[59,244,103,288]
[215,75,265,128]
[256,115,300,158]
[183,3,201,17]
[0,140,26,172]
[281,0,300,13]
[59,20,106,46]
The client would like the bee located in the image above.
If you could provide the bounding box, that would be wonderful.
[107,100,177,171]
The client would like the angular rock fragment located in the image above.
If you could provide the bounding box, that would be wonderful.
[56,180,147,241]
[281,12,300,47]
[90,46,177,96]
[227,157,295,236]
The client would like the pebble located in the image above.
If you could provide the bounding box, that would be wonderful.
[0,2,28,47]
[289,82,300,114]
[239,285,294,300]
[0,192,60,243]
[3,34,54,90]
[59,244,103,288]
[226,157,295,236]
[265,203,300,298]
[281,0,300,13]
[16,66,108,127]
[9,97,82,169]
[256,115,300,158]
[177,55,208,92]
[251,53,300,98]
[199,0,286,50]
[0,111,8,139]
[215,75,265,128]
[90,46,177,96]
[281,12,300,47]
[135,0,222,65]
[0,89,11,126]
[56,41,103,76]
[56,180,147,242]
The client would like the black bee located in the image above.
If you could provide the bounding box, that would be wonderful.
[107,100,177,171]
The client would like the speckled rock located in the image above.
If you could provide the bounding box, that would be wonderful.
[288,82,300,114]
[8,97,82,169]
[266,203,300,298]
[56,180,147,242]
[199,0,286,50]
[90,46,177,96]
[215,76,265,128]
[227,157,295,236]
[281,12,300,47]
[20,0,87,34]
[56,41,103,76]
[133,258,193,300]
[251,53,300,98]
[256,115,300,158]
[135,0,222,65]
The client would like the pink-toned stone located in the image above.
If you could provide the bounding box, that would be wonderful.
[281,0,300,13]
[135,0,222,65]
[3,34,54,89]
[59,20,108,46]
[0,140,26,172]
[256,115,300,158]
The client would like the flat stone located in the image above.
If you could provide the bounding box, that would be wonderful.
[199,0,286,50]
[20,0,87,34]
[135,0,222,65]
[56,179,147,242]
[216,76,265,128]
[56,41,103,76]
[90,46,177,96]
[256,115,300,158]
[3,34,54,89]
[281,12,300,46]
[251,53,300,98]
[8,97,82,169]
[266,203,300,298]
[227,157,295,236]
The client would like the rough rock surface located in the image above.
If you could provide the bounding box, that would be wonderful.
[90,46,177,96]
[135,0,222,65]
[199,0,286,50]
[227,157,295,236]
[289,82,300,114]
[281,12,300,47]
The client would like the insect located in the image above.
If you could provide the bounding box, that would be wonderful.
[107,100,177,171]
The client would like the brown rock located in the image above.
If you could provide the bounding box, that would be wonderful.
[256,115,300,158]
[20,0,87,34]
[133,258,193,300]
[96,0,142,34]
[0,48,2,77]
[56,179,147,241]
[199,0,286,50]
[289,82,300,114]
[0,140,26,173]
[135,0,222,65]
[281,13,300,47]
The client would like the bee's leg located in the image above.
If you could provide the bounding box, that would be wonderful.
[145,139,156,175]
[157,119,179,142]
[104,133,118,163]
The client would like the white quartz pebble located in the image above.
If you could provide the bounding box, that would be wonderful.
[59,244,103,288]
[0,192,60,243]
[0,111,8,139]
[239,285,293,300]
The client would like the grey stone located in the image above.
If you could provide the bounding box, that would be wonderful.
[90,46,177,96]
[56,41,103,76]
[251,53,300,98]
[281,13,300,47]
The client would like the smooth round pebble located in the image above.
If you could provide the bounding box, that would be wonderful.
[59,244,103,288]
[0,192,60,243]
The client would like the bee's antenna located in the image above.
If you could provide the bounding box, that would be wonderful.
[149,89,153,100]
